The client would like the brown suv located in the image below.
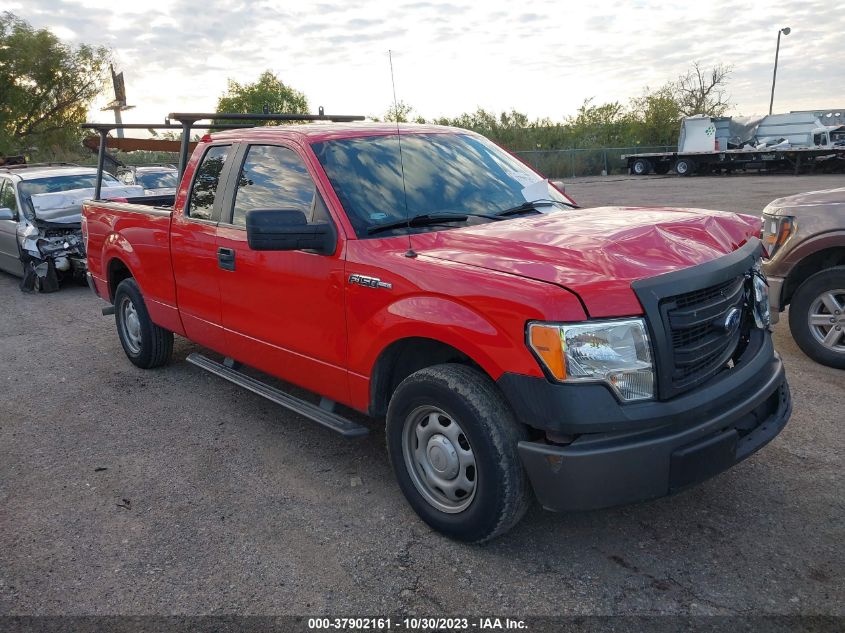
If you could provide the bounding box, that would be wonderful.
[762,187,845,368]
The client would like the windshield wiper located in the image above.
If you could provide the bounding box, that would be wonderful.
[496,198,577,217]
[367,212,502,235]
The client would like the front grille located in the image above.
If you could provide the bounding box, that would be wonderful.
[660,275,747,394]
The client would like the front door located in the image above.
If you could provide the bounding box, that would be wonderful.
[216,143,350,404]
[0,179,23,276]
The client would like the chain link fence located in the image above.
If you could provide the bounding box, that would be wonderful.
[513,146,676,179]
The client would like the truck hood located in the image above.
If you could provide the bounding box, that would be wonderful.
[415,207,760,317]
[764,187,845,213]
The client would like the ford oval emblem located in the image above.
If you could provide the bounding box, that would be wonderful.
[722,307,741,331]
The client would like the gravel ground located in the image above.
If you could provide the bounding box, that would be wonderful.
[0,174,842,617]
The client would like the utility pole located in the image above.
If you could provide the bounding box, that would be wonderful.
[769,27,791,116]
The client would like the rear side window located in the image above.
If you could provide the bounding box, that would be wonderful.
[231,145,327,227]
[187,145,230,220]
[0,180,17,213]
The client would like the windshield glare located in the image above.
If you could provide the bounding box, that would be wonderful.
[18,173,120,199]
[136,171,177,189]
[311,133,563,238]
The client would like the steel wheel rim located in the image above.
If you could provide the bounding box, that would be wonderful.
[808,289,845,352]
[402,405,477,514]
[119,296,143,355]
[677,161,688,174]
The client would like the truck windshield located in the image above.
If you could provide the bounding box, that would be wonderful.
[311,133,558,238]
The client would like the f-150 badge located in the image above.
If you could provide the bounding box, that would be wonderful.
[348,274,392,290]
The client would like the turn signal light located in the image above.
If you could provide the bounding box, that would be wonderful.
[529,324,566,380]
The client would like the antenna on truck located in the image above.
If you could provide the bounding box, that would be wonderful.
[388,50,415,259]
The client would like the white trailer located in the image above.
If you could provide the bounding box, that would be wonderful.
[624,110,845,176]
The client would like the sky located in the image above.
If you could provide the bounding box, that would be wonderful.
[3,0,844,129]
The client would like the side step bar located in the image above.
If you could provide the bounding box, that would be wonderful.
[186,353,369,438]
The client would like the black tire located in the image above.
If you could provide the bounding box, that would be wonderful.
[114,278,173,369]
[788,267,845,369]
[631,158,652,175]
[386,364,531,543]
[674,157,695,176]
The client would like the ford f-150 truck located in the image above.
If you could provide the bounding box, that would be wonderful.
[83,119,792,542]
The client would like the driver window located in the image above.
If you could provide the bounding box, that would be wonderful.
[231,145,329,228]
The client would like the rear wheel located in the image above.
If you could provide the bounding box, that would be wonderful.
[674,157,696,176]
[788,267,845,369]
[386,364,531,542]
[114,278,173,369]
[631,158,652,175]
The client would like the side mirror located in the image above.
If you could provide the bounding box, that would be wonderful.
[0,207,15,221]
[245,209,336,255]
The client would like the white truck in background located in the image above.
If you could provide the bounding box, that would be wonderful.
[624,109,845,176]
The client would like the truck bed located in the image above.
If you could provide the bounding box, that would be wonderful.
[83,198,178,329]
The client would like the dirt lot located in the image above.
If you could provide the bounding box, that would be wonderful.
[0,174,842,617]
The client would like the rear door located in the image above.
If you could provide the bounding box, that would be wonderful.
[0,179,23,275]
[215,143,350,404]
[170,143,236,352]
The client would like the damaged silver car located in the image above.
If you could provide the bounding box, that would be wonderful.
[0,163,142,292]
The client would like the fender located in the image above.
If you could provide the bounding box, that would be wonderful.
[346,293,572,412]
[782,230,845,268]
[367,294,527,380]
[101,230,185,336]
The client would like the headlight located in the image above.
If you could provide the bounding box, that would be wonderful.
[761,213,794,258]
[528,318,654,402]
[750,260,771,329]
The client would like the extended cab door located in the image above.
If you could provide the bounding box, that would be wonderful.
[0,178,23,276]
[170,142,235,352]
[215,143,350,404]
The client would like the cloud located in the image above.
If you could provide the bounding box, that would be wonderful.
[7,0,844,128]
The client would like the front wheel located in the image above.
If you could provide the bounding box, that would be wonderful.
[386,364,531,542]
[114,278,174,369]
[788,267,845,369]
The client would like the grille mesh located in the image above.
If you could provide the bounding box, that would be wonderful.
[661,275,747,394]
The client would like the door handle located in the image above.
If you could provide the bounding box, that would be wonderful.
[217,247,236,271]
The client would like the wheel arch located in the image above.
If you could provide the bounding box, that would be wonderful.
[369,337,490,418]
[782,246,845,306]
[106,256,134,302]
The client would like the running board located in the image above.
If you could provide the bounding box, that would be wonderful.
[186,353,369,438]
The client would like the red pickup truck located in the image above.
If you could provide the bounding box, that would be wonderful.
[83,121,792,542]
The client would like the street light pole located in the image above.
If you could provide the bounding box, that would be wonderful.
[769,27,791,115]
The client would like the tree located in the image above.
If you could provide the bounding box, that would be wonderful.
[0,12,111,155]
[566,99,636,147]
[384,100,425,123]
[629,85,683,146]
[673,61,732,117]
[214,71,309,126]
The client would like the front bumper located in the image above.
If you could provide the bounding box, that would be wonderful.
[504,334,791,512]
[766,274,785,323]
